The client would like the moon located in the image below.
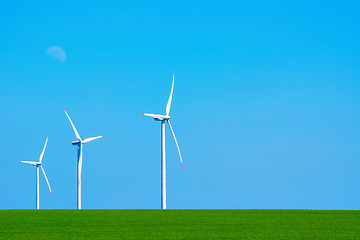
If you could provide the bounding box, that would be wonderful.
[46,46,66,62]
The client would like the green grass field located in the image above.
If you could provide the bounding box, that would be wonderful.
[0,210,359,239]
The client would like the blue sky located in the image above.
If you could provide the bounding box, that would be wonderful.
[0,0,359,210]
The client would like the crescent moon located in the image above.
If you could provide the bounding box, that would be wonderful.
[46,46,66,62]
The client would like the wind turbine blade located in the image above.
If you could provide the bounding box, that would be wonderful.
[82,135,105,143]
[18,161,37,165]
[140,113,156,118]
[62,107,82,141]
[165,71,175,116]
[39,135,48,163]
[40,166,52,195]
[167,120,183,169]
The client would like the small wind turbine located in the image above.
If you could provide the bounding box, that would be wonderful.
[62,107,104,210]
[140,71,183,210]
[18,135,52,209]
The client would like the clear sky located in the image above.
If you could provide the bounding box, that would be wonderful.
[0,0,359,210]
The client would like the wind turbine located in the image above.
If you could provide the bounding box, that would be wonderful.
[62,107,104,210]
[140,71,183,210]
[18,135,52,209]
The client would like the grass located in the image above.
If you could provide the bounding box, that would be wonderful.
[0,210,359,239]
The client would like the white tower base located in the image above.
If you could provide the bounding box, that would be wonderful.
[36,166,39,210]
[161,121,166,210]
[77,144,83,210]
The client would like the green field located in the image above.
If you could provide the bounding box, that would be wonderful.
[0,210,359,239]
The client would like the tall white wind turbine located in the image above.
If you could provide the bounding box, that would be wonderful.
[62,107,104,210]
[18,135,52,209]
[140,71,183,210]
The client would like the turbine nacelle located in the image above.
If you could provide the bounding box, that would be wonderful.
[72,140,81,145]
[140,113,170,121]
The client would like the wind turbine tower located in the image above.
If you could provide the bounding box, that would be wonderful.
[63,107,104,209]
[18,136,52,209]
[140,71,183,209]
